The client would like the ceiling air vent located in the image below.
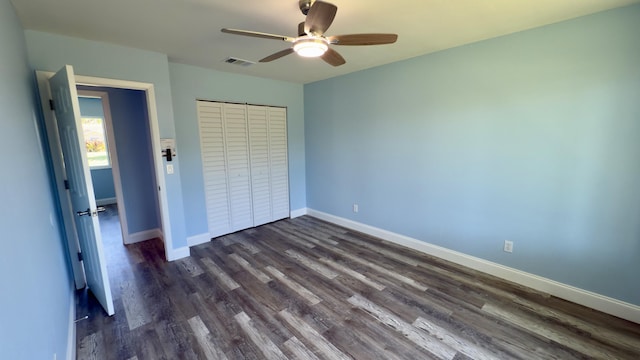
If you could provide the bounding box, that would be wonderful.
[223,57,256,67]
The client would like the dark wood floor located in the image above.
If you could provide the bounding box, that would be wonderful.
[77,205,640,359]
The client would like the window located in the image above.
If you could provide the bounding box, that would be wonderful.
[81,116,110,168]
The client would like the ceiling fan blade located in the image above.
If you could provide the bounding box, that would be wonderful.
[321,48,346,67]
[221,28,295,42]
[328,33,398,46]
[260,48,295,62]
[304,1,337,36]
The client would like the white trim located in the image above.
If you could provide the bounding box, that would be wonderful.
[188,233,211,247]
[126,228,163,244]
[95,197,117,206]
[65,287,75,360]
[306,208,640,324]
[166,246,190,261]
[290,208,308,218]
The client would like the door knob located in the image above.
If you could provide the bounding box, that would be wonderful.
[76,207,107,217]
[76,208,91,217]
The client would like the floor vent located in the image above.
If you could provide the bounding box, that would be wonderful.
[223,57,256,67]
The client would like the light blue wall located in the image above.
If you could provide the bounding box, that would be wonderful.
[78,94,104,117]
[25,31,187,249]
[304,5,640,305]
[78,96,117,201]
[91,168,117,200]
[0,0,73,358]
[169,63,306,238]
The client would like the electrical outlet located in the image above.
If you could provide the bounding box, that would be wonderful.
[353,204,359,213]
[504,240,514,253]
[166,164,174,174]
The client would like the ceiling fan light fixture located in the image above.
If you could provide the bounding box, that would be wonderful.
[293,37,328,57]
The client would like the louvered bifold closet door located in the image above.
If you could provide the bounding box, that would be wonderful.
[248,105,272,226]
[268,107,290,220]
[223,103,254,231]
[197,101,231,238]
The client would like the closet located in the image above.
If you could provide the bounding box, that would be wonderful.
[197,100,289,238]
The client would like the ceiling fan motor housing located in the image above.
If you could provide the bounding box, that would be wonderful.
[299,0,313,15]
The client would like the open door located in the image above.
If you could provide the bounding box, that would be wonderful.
[50,65,115,316]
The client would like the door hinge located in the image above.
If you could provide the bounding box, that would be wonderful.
[64,179,70,189]
[77,252,83,262]
[49,99,55,111]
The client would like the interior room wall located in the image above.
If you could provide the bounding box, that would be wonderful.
[304,4,640,306]
[24,30,188,251]
[168,63,306,240]
[0,0,74,358]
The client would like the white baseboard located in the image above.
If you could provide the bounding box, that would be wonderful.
[188,232,211,247]
[306,208,640,324]
[125,228,163,245]
[290,208,308,218]
[96,197,117,206]
[66,286,75,360]
[167,246,190,261]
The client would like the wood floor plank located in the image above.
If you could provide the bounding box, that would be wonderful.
[77,331,105,360]
[187,315,229,360]
[235,311,289,360]
[264,225,317,249]
[285,249,339,279]
[154,319,200,360]
[176,256,205,277]
[264,265,323,305]
[279,309,352,360]
[272,221,340,247]
[330,244,429,291]
[134,325,170,360]
[120,279,152,330]
[412,316,501,360]
[79,208,640,360]
[228,233,262,254]
[317,256,386,291]
[200,257,241,291]
[348,294,458,360]
[283,336,321,360]
[189,292,261,359]
[229,252,272,283]
[482,302,636,359]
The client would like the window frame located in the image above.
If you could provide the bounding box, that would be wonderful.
[78,96,112,169]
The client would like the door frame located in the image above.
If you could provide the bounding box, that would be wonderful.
[36,71,175,288]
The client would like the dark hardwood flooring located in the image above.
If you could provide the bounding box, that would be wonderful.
[76,205,640,359]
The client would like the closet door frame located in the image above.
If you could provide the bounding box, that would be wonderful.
[197,100,290,238]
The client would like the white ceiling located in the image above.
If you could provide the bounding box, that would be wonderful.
[11,0,639,84]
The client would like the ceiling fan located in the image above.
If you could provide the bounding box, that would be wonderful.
[221,0,398,66]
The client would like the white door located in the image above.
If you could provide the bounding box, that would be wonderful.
[248,105,272,226]
[198,101,232,237]
[267,107,290,221]
[223,103,254,231]
[50,65,115,316]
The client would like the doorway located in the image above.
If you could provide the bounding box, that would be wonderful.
[77,88,162,248]
[35,70,175,294]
